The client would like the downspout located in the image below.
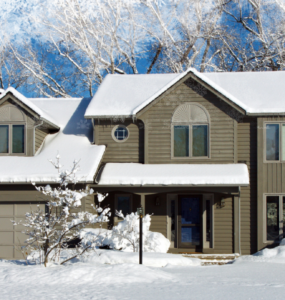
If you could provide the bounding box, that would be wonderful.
[91,118,95,144]
[239,186,241,255]
[33,120,44,155]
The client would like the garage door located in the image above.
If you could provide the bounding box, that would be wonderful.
[0,203,45,259]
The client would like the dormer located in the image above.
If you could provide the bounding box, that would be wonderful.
[0,88,59,156]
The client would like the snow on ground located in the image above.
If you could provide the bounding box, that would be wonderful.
[1,247,285,300]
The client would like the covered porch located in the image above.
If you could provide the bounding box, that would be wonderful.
[92,163,249,255]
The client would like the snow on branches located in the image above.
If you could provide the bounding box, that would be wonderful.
[12,155,110,267]
[81,211,170,253]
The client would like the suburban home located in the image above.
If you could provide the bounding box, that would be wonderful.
[0,68,284,259]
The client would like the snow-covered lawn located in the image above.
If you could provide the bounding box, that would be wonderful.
[1,247,285,300]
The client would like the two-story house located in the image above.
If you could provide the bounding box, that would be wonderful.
[0,68,284,259]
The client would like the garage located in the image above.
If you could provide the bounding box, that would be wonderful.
[0,192,46,259]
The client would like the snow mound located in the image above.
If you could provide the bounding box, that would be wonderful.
[88,250,201,267]
[81,213,170,253]
[234,239,285,264]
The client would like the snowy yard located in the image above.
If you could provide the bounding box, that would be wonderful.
[1,247,285,300]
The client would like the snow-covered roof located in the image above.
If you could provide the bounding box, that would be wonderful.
[97,163,249,186]
[203,71,285,114]
[85,73,180,118]
[0,87,59,128]
[85,68,285,118]
[0,97,105,183]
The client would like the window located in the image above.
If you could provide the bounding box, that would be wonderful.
[112,125,129,143]
[116,195,131,216]
[0,124,25,154]
[172,103,209,158]
[265,123,285,161]
[265,195,285,242]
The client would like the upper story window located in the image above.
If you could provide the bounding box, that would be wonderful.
[112,125,129,143]
[171,103,210,158]
[266,123,285,161]
[0,105,26,155]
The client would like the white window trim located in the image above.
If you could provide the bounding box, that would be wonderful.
[0,122,26,156]
[264,121,285,163]
[171,123,210,159]
[111,124,130,143]
[263,193,284,243]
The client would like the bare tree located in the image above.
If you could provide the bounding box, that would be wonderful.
[6,0,285,97]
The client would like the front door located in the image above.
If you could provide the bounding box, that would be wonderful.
[178,195,202,250]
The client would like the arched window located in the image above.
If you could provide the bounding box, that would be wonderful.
[0,105,26,155]
[171,103,210,158]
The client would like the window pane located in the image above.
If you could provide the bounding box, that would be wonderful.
[0,125,9,153]
[12,125,25,153]
[282,125,285,161]
[174,126,189,157]
[266,124,279,160]
[114,127,128,141]
[193,125,208,157]
[267,196,279,241]
[118,196,130,216]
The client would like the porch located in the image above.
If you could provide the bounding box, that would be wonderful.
[92,163,249,255]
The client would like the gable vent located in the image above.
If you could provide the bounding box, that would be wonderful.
[172,103,209,123]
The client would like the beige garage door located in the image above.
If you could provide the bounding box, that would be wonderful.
[0,203,45,259]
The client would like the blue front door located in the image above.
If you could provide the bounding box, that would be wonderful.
[178,195,201,248]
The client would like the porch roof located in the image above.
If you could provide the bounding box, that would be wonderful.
[96,163,249,187]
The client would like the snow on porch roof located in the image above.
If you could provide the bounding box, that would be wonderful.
[97,163,249,186]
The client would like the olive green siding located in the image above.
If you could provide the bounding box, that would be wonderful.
[35,128,48,153]
[139,80,236,164]
[145,194,168,238]
[95,120,144,163]
[238,119,257,255]
[257,116,285,251]
[0,99,36,156]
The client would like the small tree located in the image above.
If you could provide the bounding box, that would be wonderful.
[13,155,110,267]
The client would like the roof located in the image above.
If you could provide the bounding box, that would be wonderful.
[0,97,105,183]
[97,163,249,186]
[84,73,180,118]
[0,87,59,128]
[85,68,285,118]
[203,71,285,114]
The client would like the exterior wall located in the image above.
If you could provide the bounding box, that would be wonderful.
[145,194,168,238]
[237,118,258,255]
[0,99,36,156]
[213,195,233,254]
[95,120,144,163]
[35,128,48,153]
[139,79,238,164]
[257,116,285,251]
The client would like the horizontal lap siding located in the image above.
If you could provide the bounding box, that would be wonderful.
[97,120,143,163]
[35,128,48,153]
[143,83,235,164]
[238,119,257,254]
[213,195,233,253]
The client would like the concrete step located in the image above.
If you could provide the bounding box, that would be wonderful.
[182,253,240,266]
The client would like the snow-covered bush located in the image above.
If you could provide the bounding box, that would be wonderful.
[81,211,170,253]
[13,155,110,266]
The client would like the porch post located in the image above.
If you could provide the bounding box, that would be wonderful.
[140,194,145,215]
[234,194,240,254]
